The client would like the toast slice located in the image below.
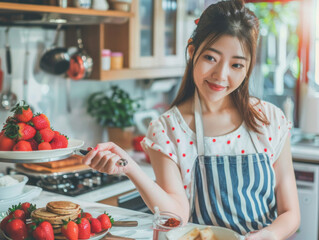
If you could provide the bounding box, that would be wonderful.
[199,227,217,240]
[178,227,200,240]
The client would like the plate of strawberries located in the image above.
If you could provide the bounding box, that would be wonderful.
[0,101,84,162]
[0,201,113,240]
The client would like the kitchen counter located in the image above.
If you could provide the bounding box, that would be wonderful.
[0,190,154,240]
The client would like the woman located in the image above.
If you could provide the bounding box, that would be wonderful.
[83,0,300,239]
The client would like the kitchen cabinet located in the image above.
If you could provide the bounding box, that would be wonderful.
[129,0,186,68]
[0,1,186,81]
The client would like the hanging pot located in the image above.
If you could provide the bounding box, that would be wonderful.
[40,24,70,75]
[67,28,93,80]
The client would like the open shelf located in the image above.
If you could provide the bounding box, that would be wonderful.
[100,67,185,81]
[0,2,133,25]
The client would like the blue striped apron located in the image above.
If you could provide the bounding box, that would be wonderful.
[189,89,277,235]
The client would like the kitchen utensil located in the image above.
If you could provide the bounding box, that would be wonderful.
[0,27,17,110]
[23,31,30,102]
[103,233,135,240]
[112,221,138,227]
[66,77,72,113]
[40,24,70,75]
[67,28,93,80]
[79,149,128,166]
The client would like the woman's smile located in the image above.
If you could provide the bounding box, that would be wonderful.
[206,81,228,91]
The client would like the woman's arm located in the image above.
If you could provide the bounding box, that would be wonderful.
[83,142,190,223]
[246,136,300,240]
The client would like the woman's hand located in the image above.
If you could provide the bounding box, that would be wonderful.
[245,229,277,240]
[82,142,136,175]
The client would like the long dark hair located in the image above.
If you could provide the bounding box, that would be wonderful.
[171,0,269,133]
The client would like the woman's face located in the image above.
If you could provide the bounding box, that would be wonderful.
[190,35,250,105]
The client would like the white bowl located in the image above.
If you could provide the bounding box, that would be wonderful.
[0,175,28,200]
[166,224,245,240]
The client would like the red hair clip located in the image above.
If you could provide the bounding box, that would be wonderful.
[194,18,200,25]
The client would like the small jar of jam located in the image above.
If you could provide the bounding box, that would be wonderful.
[153,211,182,240]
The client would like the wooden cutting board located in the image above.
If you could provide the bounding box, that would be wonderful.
[37,155,84,168]
[18,155,90,173]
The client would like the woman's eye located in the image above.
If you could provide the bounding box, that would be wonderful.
[233,63,244,69]
[204,55,216,62]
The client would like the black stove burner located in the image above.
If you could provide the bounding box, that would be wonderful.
[17,169,128,197]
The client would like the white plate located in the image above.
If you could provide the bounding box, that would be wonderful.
[0,139,84,162]
[0,185,42,213]
[0,229,108,240]
[166,224,245,240]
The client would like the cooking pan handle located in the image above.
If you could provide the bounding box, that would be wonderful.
[76,28,84,50]
[52,24,62,47]
[5,27,11,75]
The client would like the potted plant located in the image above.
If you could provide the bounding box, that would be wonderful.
[87,85,140,150]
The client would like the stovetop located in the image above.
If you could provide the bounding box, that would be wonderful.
[8,168,128,197]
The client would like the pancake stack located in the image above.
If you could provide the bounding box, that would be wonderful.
[31,201,81,240]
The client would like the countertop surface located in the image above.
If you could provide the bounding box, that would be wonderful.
[0,190,154,240]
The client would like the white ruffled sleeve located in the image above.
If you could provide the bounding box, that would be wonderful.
[141,119,179,165]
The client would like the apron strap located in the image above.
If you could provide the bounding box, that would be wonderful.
[247,127,264,153]
[194,88,205,156]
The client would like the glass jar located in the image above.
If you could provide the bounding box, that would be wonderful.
[153,211,182,240]
[101,49,111,71]
[111,52,124,70]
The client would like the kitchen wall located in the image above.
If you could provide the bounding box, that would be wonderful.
[0,26,177,150]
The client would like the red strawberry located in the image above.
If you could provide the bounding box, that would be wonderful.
[53,130,60,137]
[9,204,26,222]
[13,141,32,151]
[0,215,12,233]
[27,138,38,150]
[50,134,68,149]
[21,202,36,219]
[35,128,55,143]
[38,142,52,150]
[6,218,28,240]
[11,101,33,123]
[97,212,113,230]
[61,220,78,240]
[31,113,50,130]
[32,220,54,240]
[17,123,36,140]
[0,134,15,151]
[90,218,102,233]
[78,211,92,221]
[76,217,91,239]
[11,209,26,222]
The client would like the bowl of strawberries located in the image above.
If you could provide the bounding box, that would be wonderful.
[0,101,84,162]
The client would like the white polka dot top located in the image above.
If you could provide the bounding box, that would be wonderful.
[141,99,292,196]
